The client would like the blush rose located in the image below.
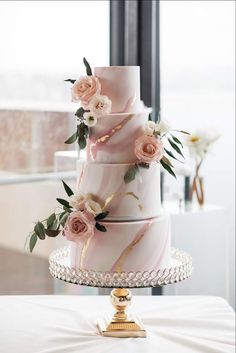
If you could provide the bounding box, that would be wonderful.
[63,211,95,244]
[134,135,164,163]
[71,76,101,106]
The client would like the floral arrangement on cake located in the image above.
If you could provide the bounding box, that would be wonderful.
[64,58,112,149]
[26,58,189,253]
[65,58,188,181]
[186,130,220,206]
[26,180,112,252]
[124,117,189,183]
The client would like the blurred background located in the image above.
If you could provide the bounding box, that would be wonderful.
[0,1,235,307]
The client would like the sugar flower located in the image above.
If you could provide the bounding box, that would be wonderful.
[71,76,101,106]
[84,112,97,127]
[63,211,95,244]
[155,120,172,134]
[85,199,103,216]
[88,94,112,117]
[145,121,156,136]
[69,193,88,211]
[135,135,164,163]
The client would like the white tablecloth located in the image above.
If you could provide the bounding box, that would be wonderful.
[0,295,235,353]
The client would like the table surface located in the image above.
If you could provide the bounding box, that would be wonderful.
[0,295,235,353]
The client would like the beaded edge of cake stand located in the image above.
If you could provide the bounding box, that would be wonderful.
[49,247,193,288]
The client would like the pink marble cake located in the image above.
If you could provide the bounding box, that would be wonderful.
[71,66,170,272]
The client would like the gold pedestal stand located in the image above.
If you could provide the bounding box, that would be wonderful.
[97,288,146,338]
[49,247,193,339]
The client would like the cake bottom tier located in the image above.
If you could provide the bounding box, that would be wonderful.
[70,214,170,273]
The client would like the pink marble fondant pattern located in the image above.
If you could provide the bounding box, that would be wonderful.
[70,214,170,272]
[110,220,153,272]
[94,67,141,113]
[87,111,149,163]
[76,160,162,221]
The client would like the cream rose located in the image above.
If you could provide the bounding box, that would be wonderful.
[85,199,102,216]
[88,95,112,117]
[134,135,164,163]
[145,121,156,136]
[69,193,88,211]
[155,120,172,134]
[63,211,95,243]
[71,76,101,106]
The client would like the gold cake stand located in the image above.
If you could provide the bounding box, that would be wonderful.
[49,247,193,338]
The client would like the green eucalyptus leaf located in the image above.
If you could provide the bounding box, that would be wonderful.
[179,130,190,135]
[83,57,92,76]
[64,131,77,144]
[62,180,74,197]
[45,229,60,237]
[29,233,37,252]
[124,165,139,184]
[64,79,76,84]
[95,222,107,232]
[56,198,71,208]
[47,213,56,229]
[59,213,69,227]
[78,135,87,149]
[164,148,183,163]
[59,211,67,220]
[171,134,183,147]
[75,107,86,118]
[63,206,72,213]
[168,138,184,157]
[51,219,59,230]
[95,211,109,221]
[162,155,173,167]
[138,162,150,169]
[34,222,45,240]
[160,159,176,178]
[78,122,88,137]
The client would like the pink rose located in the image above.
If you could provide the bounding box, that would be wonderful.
[63,211,95,244]
[71,76,101,106]
[134,135,164,163]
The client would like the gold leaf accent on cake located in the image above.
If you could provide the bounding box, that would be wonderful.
[96,114,134,145]
[138,204,143,212]
[77,164,85,189]
[102,191,142,212]
[113,222,152,273]
[79,236,92,269]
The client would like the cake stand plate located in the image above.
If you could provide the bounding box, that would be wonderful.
[49,247,193,337]
[49,247,193,288]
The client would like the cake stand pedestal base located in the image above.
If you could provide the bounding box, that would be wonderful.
[49,247,193,338]
[97,288,146,338]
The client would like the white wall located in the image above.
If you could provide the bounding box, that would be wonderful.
[160,0,235,307]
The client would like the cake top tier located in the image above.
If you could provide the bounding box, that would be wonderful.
[94,66,141,114]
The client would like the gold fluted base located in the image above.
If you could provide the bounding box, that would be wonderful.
[97,288,146,338]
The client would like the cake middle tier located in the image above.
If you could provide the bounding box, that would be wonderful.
[87,110,150,163]
[77,160,162,220]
